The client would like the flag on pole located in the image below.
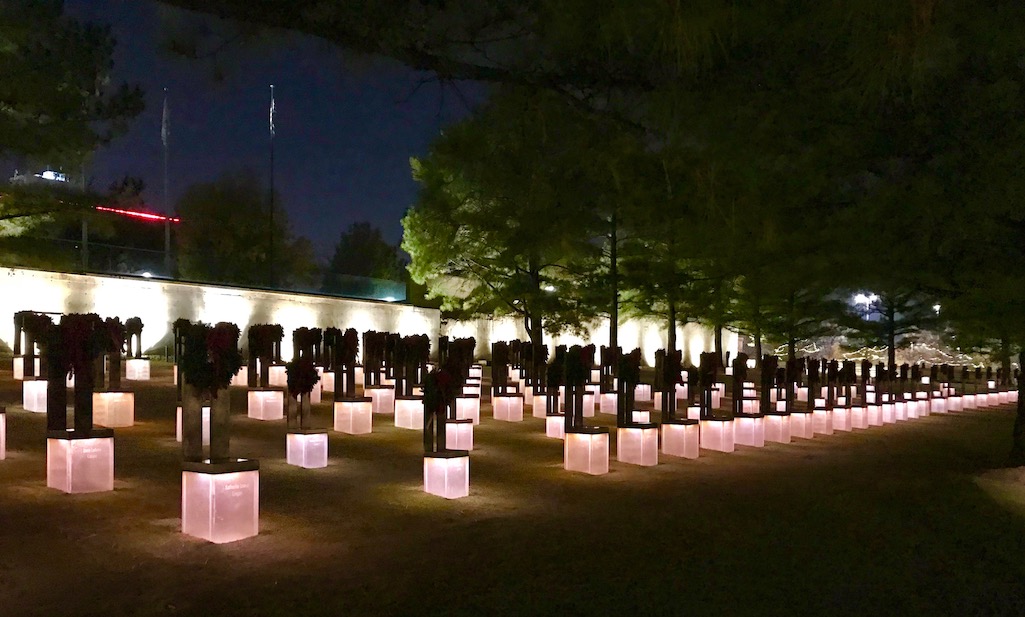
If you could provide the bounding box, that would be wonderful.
[269,85,276,137]
[161,88,170,147]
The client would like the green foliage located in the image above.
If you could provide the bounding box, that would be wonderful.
[322,222,404,294]
[175,168,319,288]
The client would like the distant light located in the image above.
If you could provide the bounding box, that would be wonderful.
[852,293,878,306]
[382,296,397,302]
[933,304,941,314]
[140,272,153,278]
[543,285,555,292]
[37,170,67,182]
[95,205,180,223]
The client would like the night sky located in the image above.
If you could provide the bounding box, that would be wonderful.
[50,0,484,258]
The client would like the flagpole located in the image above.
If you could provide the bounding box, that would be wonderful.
[162,88,172,276]
[268,84,276,288]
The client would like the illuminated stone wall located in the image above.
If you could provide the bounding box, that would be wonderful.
[442,316,738,368]
[0,267,439,359]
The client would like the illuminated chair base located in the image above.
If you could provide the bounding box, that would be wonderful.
[832,407,852,432]
[675,383,689,403]
[247,388,284,421]
[93,391,135,428]
[319,371,335,395]
[811,409,833,435]
[881,403,896,424]
[532,393,552,418]
[850,406,867,430]
[661,420,699,459]
[182,459,259,544]
[734,414,765,447]
[446,419,474,451]
[125,358,151,381]
[632,410,650,423]
[455,395,481,425]
[616,425,658,466]
[906,400,921,419]
[366,385,396,415]
[600,393,617,415]
[309,384,322,405]
[333,398,373,434]
[0,411,5,459]
[394,396,424,430]
[286,430,328,469]
[546,414,566,439]
[763,412,791,444]
[947,396,963,412]
[796,387,809,402]
[176,405,211,444]
[46,429,114,494]
[686,405,701,421]
[12,356,40,381]
[790,410,815,439]
[493,393,524,422]
[894,402,908,421]
[230,369,247,387]
[564,427,609,475]
[581,392,596,418]
[634,384,652,402]
[424,451,469,499]
[866,405,882,426]
[700,419,735,453]
[268,365,287,387]
[930,398,947,413]
[22,378,48,413]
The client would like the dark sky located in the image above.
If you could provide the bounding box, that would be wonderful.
[55,0,483,258]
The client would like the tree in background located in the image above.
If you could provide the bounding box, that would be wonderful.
[322,222,404,295]
[175,169,317,288]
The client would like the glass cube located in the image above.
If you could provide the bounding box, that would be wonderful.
[468,365,483,380]
[366,386,396,415]
[182,464,259,543]
[268,365,287,387]
[581,392,595,418]
[600,393,617,415]
[564,430,609,475]
[286,431,328,469]
[661,422,699,459]
[881,403,896,423]
[320,370,335,394]
[22,379,47,413]
[424,452,469,499]
[493,394,524,422]
[394,397,424,430]
[734,416,765,447]
[333,398,373,434]
[948,396,963,412]
[0,412,6,460]
[446,419,474,450]
[687,405,701,421]
[632,410,650,423]
[230,369,247,387]
[675,383,689,402]
[125,359,151,381]
[247,389,284,421]
[13,356,40,381]
[455,395,480,425]
[790,411,815,439]
[832,407,852,432]
[47,433,114,494]
[851,406,867,429]
[616,427,658,466]
[796,387,809,402]
[634,384,652,402]
[866,405,882,426]
[93,392,135,428]
[532,394,549,418]
[545,415,565,439]
[930,398,947,413]
[764,414,791,443]
[176,405,211,444]
[895,401,908,421]
[812,409,833,435]
[700,419,735,452]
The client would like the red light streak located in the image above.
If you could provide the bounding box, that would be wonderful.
[95,205,180,223]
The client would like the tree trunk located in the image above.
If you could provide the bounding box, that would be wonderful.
[754,324,763,368]
[714,324,724,368]
[1010,351,1025,465]
[1000,335,1011,386]
[609,209,619,353]
[886,302,897,369]
[667,300,677,354]
[788,338,796,362]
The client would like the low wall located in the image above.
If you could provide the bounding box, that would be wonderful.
[0,267,738,367]
[0,267,439,359]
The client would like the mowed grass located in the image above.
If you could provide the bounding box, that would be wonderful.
[1,362,1024,616]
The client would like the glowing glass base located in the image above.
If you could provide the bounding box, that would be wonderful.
[948,396,963,412]
[394,397,424,430]
[851,406,867,429]
[812,409,833,435]
[12,356,40,381]
[700,419,735,453]
[247,389,284,421]
[493,394,524,422]
[600,393,617,415]
[764,414,791,444]
[46,432,114,494]
[661,422,699,459]
[0,412,6,460]
[790,411,815,439]
[286,431,328,469]
[182,462,259,544]
[455,395,481,425]
[446,419,474,451]
[268,365,287,387]
[93,392,135,428]
[634,384,652,402]
[881,403,896,424]
[366,386,396,415]
[125,359,151,381]
[333,399,373,434]
[832,407,852,432]
[424,452,469,499]
[22,379,47,413]
[581,392,595,418]
[734,416,765,447]
[564,429,609,475]
[616,426,658,466]
[546,415,566,439]
[866,405,882,426]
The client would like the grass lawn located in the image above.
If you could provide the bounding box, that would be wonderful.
[1,362,1024,616]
